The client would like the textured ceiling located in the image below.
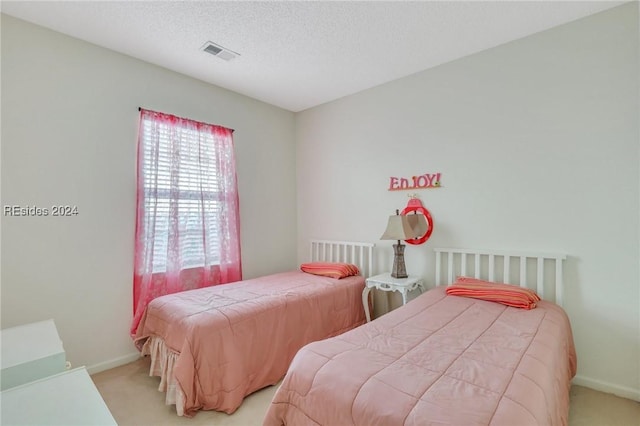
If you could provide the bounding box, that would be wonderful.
[0,1,625,112]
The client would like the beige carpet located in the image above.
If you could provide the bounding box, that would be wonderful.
[92,357,640,426]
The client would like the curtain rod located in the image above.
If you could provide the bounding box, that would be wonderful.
[137,107,234,133]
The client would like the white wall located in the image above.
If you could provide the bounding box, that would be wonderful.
[1,15,297,372]
[296,3,639,400]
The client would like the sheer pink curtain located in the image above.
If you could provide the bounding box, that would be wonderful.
[131,109,242,337]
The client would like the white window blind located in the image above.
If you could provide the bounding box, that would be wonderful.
[141,117,222,273]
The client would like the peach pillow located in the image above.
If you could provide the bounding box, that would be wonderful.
[300,262,360,279]
[446,276,541,309]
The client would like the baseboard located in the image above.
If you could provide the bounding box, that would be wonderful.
[86,352,141,375]
[572,375,640,402]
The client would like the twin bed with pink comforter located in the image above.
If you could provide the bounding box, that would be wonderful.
[133,240,374,416]
[134,271,367,416]
[264,248,576,426]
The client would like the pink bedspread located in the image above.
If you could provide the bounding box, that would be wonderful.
[134,271,366,416]
[265,286,577,426]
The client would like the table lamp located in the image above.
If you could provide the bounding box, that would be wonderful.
[380,210,426,278]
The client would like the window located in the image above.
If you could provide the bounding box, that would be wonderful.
[132,108,242,336]
[140,116,224,272]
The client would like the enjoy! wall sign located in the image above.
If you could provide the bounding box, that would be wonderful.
[388,173,442,191]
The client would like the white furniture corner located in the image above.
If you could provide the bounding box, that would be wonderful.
[363,273,425,322]
[1,367,117,425]
[1,319,67,390]
[1,319,117,425]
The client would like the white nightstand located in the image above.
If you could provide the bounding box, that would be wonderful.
[362,273,425,322]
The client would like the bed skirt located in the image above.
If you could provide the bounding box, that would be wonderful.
[140,336,187,416]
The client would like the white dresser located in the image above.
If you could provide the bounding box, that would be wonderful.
[1,319,67,390]
[0,367,117,425]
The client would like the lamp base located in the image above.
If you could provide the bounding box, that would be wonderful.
[391,242,408,279]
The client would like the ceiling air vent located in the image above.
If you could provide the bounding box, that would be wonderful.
[201,41,239,61]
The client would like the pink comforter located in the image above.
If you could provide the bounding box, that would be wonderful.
[134,271,366,416]
[265,286,577,426]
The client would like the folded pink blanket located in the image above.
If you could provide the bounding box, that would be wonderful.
[446,276,540,309]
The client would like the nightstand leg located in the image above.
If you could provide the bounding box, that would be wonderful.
[362,287,372,322]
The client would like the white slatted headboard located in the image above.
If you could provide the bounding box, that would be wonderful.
[310,240,375,278]
[434,248,567,306]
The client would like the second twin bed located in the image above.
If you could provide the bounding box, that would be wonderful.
[264,248,576,426]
